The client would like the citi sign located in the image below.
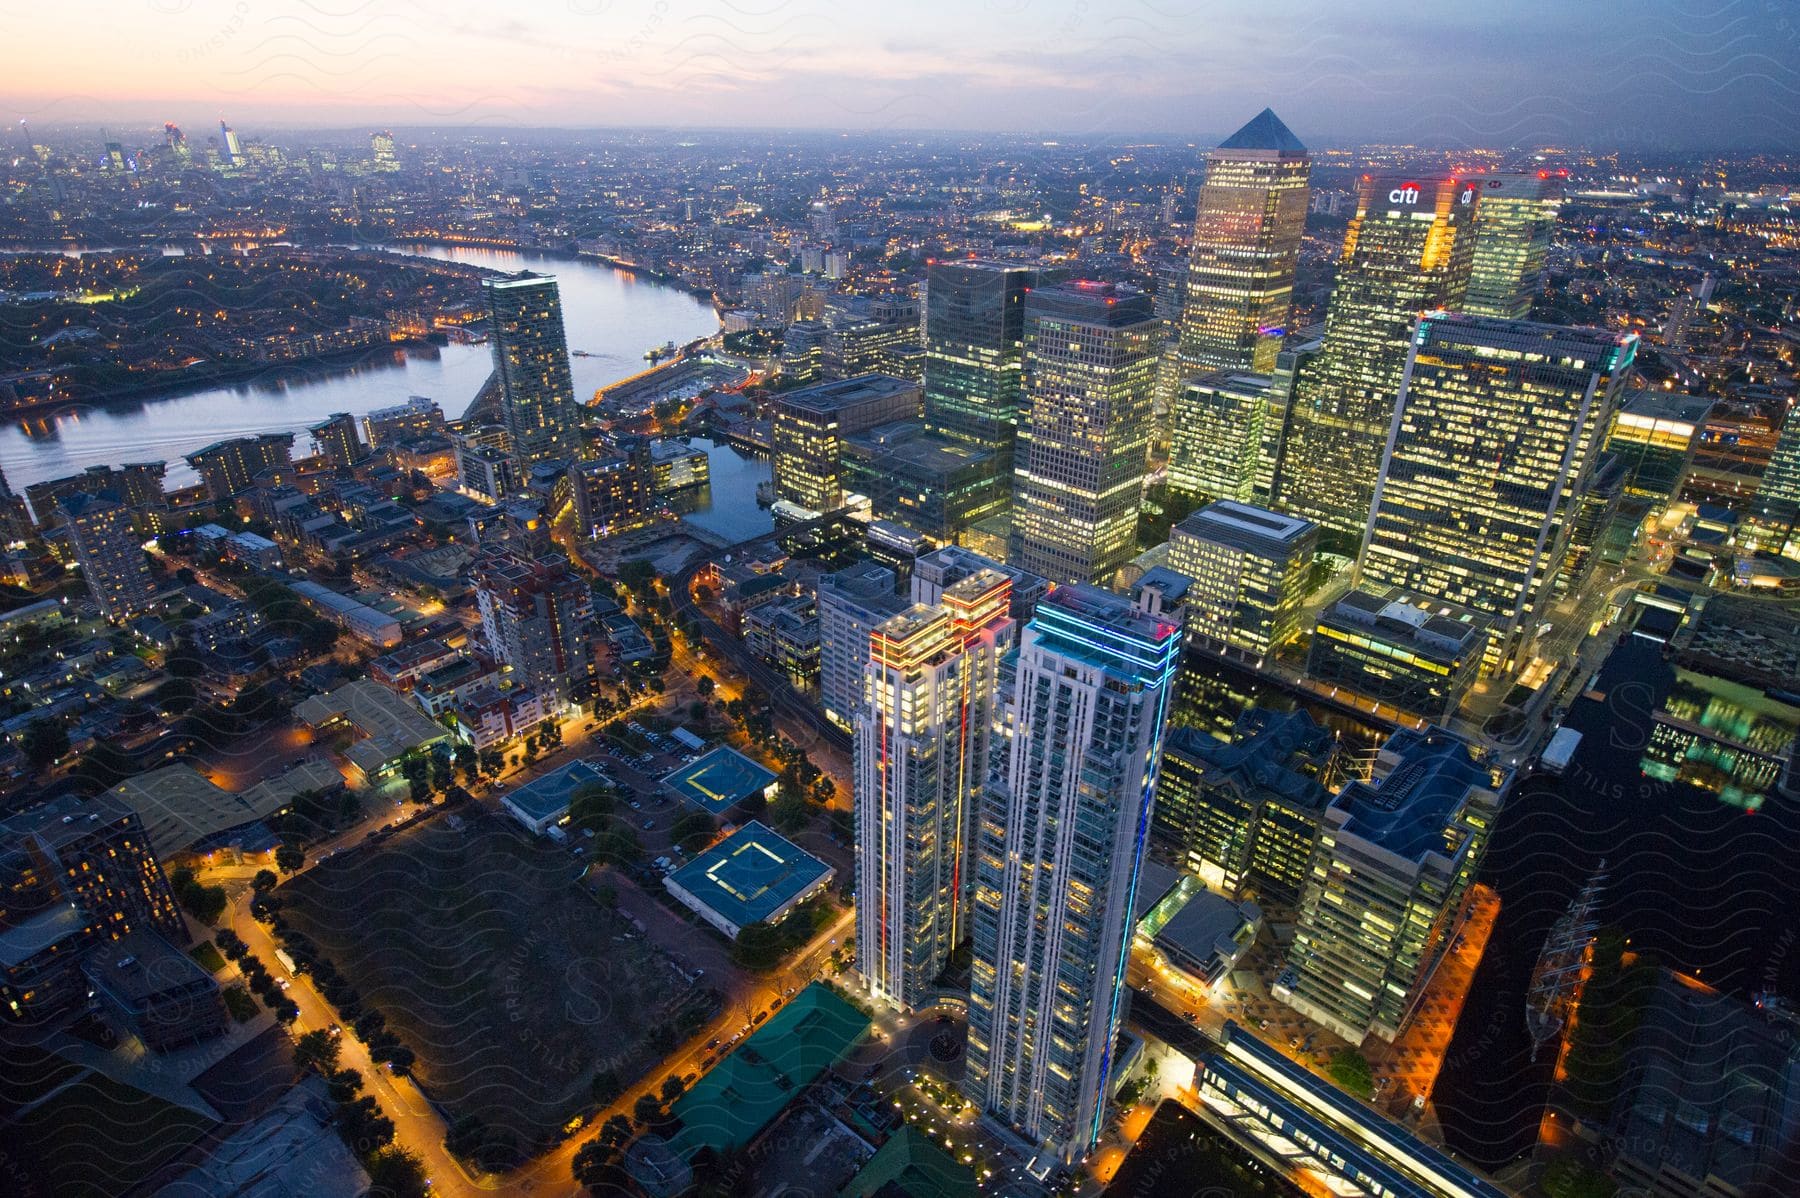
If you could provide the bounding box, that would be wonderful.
[1388,181,1424,204]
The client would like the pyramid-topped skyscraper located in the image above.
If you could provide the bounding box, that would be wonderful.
[1174,108,1312,377]
[1217,106,1308,154]
[1162,109,1312,502]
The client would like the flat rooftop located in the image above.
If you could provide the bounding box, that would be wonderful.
[777,373,918,415]
[293,678,447,774]
[108,762,338,859]
[666,821,831,929]
[669,982,869,1158]
[663,746,778,815]
[504,758,607,823]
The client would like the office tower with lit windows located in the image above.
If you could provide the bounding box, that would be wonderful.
[855,569,1014,1011]
[1010,282,1160,586]
[483,273,581,469]
[1277,728,1504,1044]
[772,374,922,513]
[60,492,158,623]
[565,440,654,538]
[369,130,399,172]
[218,120,241,167]
[185,433,295,501]
[1151,709,1339,902]
[309,412,367,468]
[1358,315,1638,675]
[473,549,593,706]
[966,585,1180,1165]
[1604,391,1715,503]
[1749,409,1800,553]
[1277,174,1480,548]
[1167,501,1317,665]
[1462,172,1563,319]
[1171,109,1311,380]
[1168,372,1274,503]
[922,260,1036,472]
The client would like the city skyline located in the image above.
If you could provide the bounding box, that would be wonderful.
[5,2,1798,149]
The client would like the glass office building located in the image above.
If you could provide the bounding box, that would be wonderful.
[1277,174,1480,548]
[1462,171,1564,320]
[1358,315,1638,675]
[1010,282,1160,585]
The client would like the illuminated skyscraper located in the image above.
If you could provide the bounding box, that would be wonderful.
[1358,314,1638,674]
[483,273,581,468]
[922,260,1036,472]
[218,120,241,167]
[1010,282,1160,585]
[965,585,1180,1165]
[473,549,594,706]
[1749,408,1800,552]
[1168,372,1272,502]
[1463,172,1564,320]
[1277,173,1480,547]
[855,569,1014,1010]
[1173,109,1311,378]
[369,130,399,172]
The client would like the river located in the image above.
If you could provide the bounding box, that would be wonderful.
[0,243,726,491]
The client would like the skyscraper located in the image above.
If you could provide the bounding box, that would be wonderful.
[369,130,399,172]
[817,562,908,733]
[1358,315,1638,674]
[771,374,922,512]
[218,120,241,167]
[922,260,1036,473]
[855,569,1014,1010]
[1172,109,1311,378]
[483,273,581,469]
[1168,372,1273,503]
[1010,282,1160,586]
[966,585,1180,1165]
[1277,174,1480,547]
[1749,408,1800,553]
[1463,172,1564,319]
[60,492,158,623]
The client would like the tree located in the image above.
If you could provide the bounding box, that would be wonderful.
[696,675,714,697]
[1540,1157,1617,1198]
[337,1095,395,1154]
[274,843,305,873]
[294,1029,341,1075]
[363,1147,428,1198]
[1328,1048,1374,1098]
[573,1137,627,1191]
[633,1093,664,1125]
[670,810,716,854]
[251,869,279,893]
[659,1074,686,1103]
[20,717,68,770]
[590,1068,622,1105]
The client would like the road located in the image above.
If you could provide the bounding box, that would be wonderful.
[228,891,482,1198]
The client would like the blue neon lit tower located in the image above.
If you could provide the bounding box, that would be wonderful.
[964,584,1181,1165]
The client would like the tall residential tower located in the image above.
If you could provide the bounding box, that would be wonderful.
[855,569,1014,1010]
[965,586,1180,1165]
[483,273,581,468]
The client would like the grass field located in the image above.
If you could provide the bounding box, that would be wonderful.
[9,1072,214,1198]
[282,808,705,1150]
[189,940,228,974]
